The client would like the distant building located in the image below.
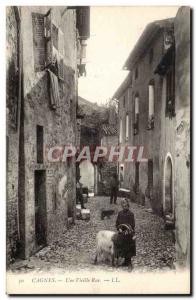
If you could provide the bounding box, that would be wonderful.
[98,123,118,195]
[77,96,118,195]
[6,6,90,264]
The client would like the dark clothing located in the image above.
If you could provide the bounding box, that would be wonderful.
[116,209,135,232]
[76,181,85,209]
[114,209,136,262]
[110,176,119,204]
[110,187,118,204]
[110,176,119,188]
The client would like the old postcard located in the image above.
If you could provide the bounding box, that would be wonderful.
[6,5,191,295]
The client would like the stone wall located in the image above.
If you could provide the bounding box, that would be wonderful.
[17,7,77,258]
[6,7,21,264]
[174,7,190,268]
[98,135,118,195]
[118,27,177,215]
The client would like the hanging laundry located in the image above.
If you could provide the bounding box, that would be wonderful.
[47,69,60,109]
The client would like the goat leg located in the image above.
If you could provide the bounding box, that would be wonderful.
[94,254,98,265]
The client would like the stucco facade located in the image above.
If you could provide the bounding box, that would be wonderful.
[7,6,90,263]
[174,7,190,268]
[114,8,190,268]
[6,6,22,263]
[116,19,175,215]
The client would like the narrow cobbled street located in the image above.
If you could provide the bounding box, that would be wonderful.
[12,196,176,274]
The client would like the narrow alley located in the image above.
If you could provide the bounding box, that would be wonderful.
[11,196,175,274]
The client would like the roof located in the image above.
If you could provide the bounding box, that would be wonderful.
[154,44,175,75]
[101,124,117,136]
[112,72,132,100]
[123,18,174,70]
[112,18,174,100]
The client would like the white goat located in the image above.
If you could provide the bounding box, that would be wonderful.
[94,230,116,266]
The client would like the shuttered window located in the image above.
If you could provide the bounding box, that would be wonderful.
[166,57,175,118]
[76,7,90,39]
[32,10,68,85]
[119,119,123,143]
[147,83,155,130]
[58,58,64,81]
[125,114,129,141]
[32,13,46,71]
[133,96,139,135]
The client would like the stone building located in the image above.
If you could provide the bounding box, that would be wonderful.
[98,103,118,196]
[174,7,190,268]
[113,8,190,267]
[6,6,90,264]
[77,96,106,194]
[114,18,175,214]
[77,96,118,195]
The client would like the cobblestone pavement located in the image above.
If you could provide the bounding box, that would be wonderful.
[11,196,176,273]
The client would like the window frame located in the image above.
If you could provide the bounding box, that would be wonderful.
[147,80,155,130]
[125,113,129,141]
[165,57,175,118]
[133,95,139,135]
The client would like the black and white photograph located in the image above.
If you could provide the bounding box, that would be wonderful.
[5,4,191,295]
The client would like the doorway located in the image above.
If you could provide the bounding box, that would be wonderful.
[135,161,140,193]
[148,159,153,191]
[34,170,47,248]
[163,154,174,217]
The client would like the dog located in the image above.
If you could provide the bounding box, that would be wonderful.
[101,208,115,220]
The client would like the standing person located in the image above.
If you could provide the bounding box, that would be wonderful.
[76,176,86,209]
[110,173,119,204]
[115,198,136,268]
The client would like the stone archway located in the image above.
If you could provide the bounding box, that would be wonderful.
[163,153,174,217]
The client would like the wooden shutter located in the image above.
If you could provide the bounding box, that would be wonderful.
[58,58,64,81]
[76,7,90,39]
[32,13,46,71]
[45,11,59,70]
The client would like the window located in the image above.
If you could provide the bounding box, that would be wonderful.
[119,119,123,143]
[149,48,154,64]
[147,81,155,130]
[123,95,126,107]
[125,114,129,141]
[135,67,138,79]
[36,125,44,163]
[32,12,46,71]
[166,58,175,118]
[133,95,139,135]
[127,88,131,109]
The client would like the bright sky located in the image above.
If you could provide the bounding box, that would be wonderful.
[78,6,179,105]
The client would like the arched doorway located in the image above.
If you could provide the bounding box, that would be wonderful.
[79,160,95,193]
[163,153,174,217]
